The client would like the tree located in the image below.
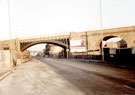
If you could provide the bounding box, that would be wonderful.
[44,44,51,56]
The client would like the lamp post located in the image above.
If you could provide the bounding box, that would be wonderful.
[8,0,12,68]
[86,32,88,59]
[99,0,104,61]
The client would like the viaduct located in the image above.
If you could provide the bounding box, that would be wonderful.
[0,26,135,67]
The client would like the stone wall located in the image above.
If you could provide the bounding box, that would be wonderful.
[0,50,13,69]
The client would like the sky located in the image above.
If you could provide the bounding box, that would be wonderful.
[28,44,46,51]
[0,0,135,50]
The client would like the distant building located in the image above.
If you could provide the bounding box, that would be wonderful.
[44,44,64,57]
[30,51,41,56]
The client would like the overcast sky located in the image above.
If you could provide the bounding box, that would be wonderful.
[0,0,135,51]
[0,0,135,41]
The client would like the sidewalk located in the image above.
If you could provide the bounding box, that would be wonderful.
[0,68,11,82]
[0,64,10,77]
[0,58,32,80]
[0,69,9,77]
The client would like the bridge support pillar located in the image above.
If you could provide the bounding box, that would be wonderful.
[16,38,22,65]
[66,49,69,59]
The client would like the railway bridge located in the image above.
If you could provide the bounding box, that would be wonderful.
[0,26,135,67]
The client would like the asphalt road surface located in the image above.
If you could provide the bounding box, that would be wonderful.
[0,57,135,95]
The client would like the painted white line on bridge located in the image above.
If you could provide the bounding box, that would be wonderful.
[122,85,135,91]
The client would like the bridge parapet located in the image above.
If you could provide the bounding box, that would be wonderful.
[20,33,70,42]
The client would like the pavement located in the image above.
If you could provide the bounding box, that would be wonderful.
[0,58,31,82]
[0,59,85,95]
[0,69,9,77]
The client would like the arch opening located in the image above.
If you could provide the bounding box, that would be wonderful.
[100,36,127,49]
[99,36,130,62]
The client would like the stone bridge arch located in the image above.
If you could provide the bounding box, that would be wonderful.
[19,39,70,58]
[20,41,68,52]
[20,40,69,52]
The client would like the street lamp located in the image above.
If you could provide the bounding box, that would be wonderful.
[8,0,12,68]
[99,0,104,61]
